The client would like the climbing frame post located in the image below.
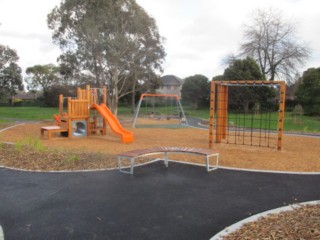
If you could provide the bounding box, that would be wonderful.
[277,81,286,150]
[209,81,216,148]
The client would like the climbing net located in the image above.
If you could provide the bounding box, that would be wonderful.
[209,81,286,150]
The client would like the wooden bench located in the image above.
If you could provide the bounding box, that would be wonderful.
[118,147,219,174]
[40,126,68,140]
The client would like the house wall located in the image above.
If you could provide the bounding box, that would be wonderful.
[156,85,182,97]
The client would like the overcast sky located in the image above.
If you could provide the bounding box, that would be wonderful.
[0,0,319,81]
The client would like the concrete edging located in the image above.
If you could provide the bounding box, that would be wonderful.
[0,225,4,240]
[1,157,320,175]
[0,123,25,133]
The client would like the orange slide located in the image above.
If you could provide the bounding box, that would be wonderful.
[92,103,134,143]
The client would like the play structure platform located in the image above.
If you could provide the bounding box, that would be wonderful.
[41,85,134,143]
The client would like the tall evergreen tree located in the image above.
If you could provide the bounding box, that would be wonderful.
[295,67,320,115]
[0,45,23,104]
[48,0,165,115]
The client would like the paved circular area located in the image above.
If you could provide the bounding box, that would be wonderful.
[1,161,320,240]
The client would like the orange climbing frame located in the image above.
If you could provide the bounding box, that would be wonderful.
[209,80,286,150]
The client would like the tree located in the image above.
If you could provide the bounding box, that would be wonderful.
[295,67,320,115]
[25,64,60,99]
[240,8,310,82]
[223,57,265,80]
[47,0,165,115]
[45,85,74,107]
[216,57,274,112]
[181,74,210,109]
[0,45,23,104]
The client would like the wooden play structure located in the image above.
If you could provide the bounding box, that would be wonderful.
[209,80,286,150]
[41,85,134,143]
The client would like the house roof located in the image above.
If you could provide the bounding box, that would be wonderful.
[160,75,183,86]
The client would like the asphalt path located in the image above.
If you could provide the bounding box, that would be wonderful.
[1,162,320,240]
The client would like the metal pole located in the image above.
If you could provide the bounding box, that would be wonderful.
[177,98,188,125]
[132,97,143,128]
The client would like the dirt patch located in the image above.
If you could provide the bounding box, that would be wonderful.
[0,122,319,172]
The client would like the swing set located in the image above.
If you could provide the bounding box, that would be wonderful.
[132,93,188,128]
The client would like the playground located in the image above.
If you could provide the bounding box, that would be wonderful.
[1,81,320,239]
[0,121,320,172]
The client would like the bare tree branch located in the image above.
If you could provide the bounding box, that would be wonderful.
[240,8,310,83]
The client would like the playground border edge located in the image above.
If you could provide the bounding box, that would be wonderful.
[210,200,320,240]
[1,158,320,175]
[0,225,4,240]
[0,123,25,133]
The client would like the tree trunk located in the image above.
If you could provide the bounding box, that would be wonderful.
[242,101,249,113]
[131,83,136,114]
[11,95,15,107]
[110,70,119,116]
[192,100,198,110]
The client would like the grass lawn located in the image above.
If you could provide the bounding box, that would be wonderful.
[0,106,319,133]
[0,107,59,121]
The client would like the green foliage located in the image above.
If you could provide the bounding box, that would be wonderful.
[0,45,23,102]
[0,119,10,124]
[223,57,265,80]
[216,57,276,113]
[295,67,320,115]
[15,137,46,153]
[181,74,210,109]
[45,85,75,107]
[25,64,60,97]
[47,0,166,115]
[64,154,80,163]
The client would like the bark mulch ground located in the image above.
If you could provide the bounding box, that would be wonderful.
[0,121,319,172]
[222,204,320,240]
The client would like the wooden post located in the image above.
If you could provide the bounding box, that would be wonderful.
[67,97,72,139]
[77,87,81,99]
[59,94,63,116]
[102,86,107,135]
[216,84,225,143]
[85,85,91,104]
[277,81,286,150]
[209,81,216,148]
[222,85,228,139]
